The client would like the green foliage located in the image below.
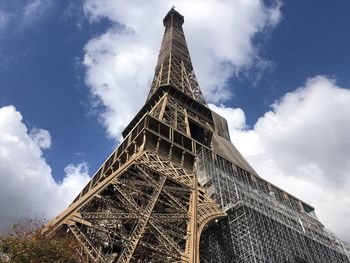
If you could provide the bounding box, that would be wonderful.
[0,218,79,263]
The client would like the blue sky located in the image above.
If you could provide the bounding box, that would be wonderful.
[1,0,114,178]
[1,0,350,242]
[231,1,350,122]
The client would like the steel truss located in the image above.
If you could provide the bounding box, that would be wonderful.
[44,8,350,263]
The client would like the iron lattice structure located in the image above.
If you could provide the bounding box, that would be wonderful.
[44,8,350,262]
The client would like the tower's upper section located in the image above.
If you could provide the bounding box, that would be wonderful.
[147,8,207,105]
[163,7,184,28]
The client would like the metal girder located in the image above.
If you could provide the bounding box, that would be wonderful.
[149,220,185,256]
[43,8,350,263]
[69,224,107,263]
[140,151,194,186]
[44,9,228,263]
[138,240,180,260]
[113,184,140,212]
[45,147,225,262]
[82,212,139,220]
[152,213,189,220]
[116,176,166,263]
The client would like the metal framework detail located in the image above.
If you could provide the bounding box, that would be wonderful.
[43,8,350,263]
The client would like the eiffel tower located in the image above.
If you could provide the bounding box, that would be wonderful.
[44,8,350,263]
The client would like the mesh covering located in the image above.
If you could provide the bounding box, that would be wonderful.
[197,146,350,262]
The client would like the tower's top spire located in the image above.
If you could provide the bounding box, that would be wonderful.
[163,7,184,27]
[147,8,207,105]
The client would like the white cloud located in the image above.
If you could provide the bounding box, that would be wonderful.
[82,0,282,139]
[29,128,52,149]
[0,0,52,34]
[59,163,90,205]
[209,103,262,157]
[23,0,47,17]
[0,106,90,233]
[213,76,350,242]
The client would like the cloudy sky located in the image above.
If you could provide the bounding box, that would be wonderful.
[1,0,350,242]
